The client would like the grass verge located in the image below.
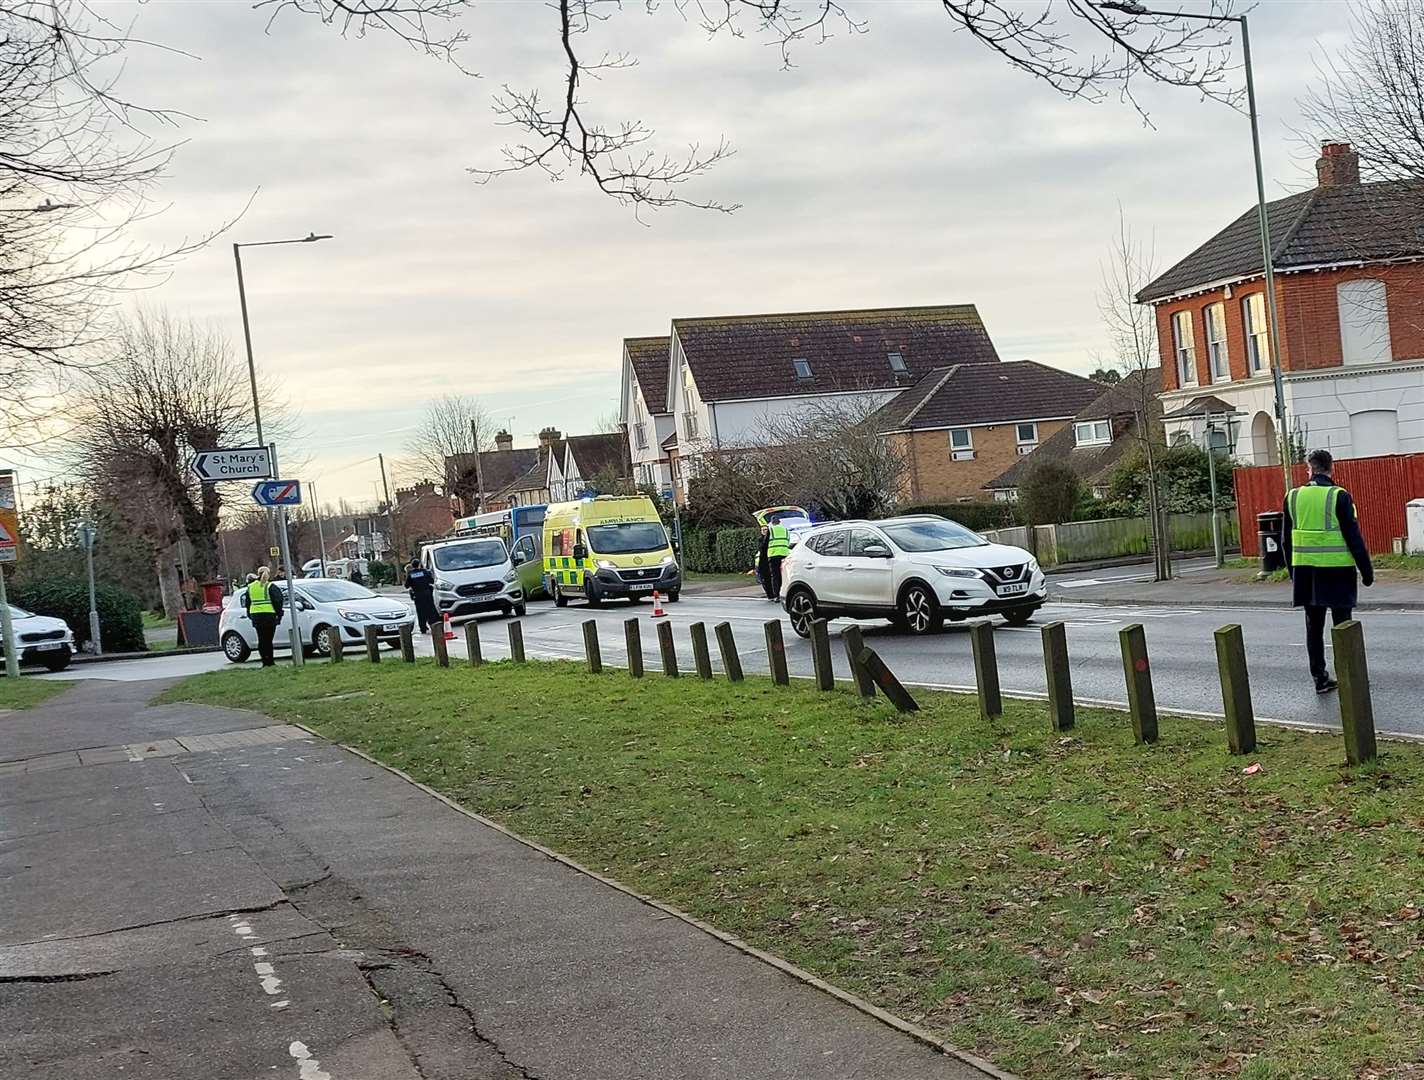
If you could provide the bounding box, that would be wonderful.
[0,677,70,710]
[165,661,1424,1079]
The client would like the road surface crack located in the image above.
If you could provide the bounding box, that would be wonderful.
[0,970,116,984]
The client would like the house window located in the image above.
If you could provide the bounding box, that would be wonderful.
[1204,302,1230,382]
[888,350,907,373]
[682,374,699,439]
[792,357,813,380]
[949,428,972,450]
[1074,420,1111,446]
[1015,422,1038,444]
[1172,310,1197,386]
[1242,293,1267,373]
[1338,279,1391,366]
[634,423,647,449]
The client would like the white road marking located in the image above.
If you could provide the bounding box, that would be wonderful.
[288,1041,333,1080]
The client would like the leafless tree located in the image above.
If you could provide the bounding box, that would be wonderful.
[406,393,498,506]
[67,310,271,612]
[1301,0,1424,181]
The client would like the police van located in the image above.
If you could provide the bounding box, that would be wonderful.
[543,495,680,608]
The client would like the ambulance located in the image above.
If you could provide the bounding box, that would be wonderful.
[542,495,680,607]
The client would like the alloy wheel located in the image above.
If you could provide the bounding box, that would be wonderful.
[903,587,935,634]
[787,591,815,638]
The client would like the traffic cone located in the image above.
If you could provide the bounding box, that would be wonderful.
[442,612,456,641]
[650,590,667,618]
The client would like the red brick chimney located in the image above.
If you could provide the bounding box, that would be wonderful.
[1316,142,1360,187]
[494,430,513,452]
[538,427,562,448]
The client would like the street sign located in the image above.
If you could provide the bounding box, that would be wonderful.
[269,546,281,558]
[0,470,19,564]
[192,446,272,483]
[252,480,302,507]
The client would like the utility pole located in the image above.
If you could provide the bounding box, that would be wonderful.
[470,419,487,513]
[269,443,303,667]
[78,521,101,655]
[311,482,329,578]
[378,453,395,564]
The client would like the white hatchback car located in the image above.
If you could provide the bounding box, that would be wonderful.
[780,515,1047,637]
[3,605,76,671]
[219,579,415,663]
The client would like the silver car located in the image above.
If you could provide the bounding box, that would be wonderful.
[218,579,415,662]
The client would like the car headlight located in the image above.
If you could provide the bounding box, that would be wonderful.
[503,569,518,583]
[935,566,981,579]
[596,559,617,570]
[435,578,454,591]
[1027,557,1040,574]
[660,554,676,565]
[337,609,369,621]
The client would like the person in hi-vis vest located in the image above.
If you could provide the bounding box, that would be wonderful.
[1281,449,1373,694]
[240,566,285,668]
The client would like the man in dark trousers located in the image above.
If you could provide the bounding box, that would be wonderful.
[404,557,439,635]
[240,567,285,668]
[755,525,774,600]
[1282,449,1373,694]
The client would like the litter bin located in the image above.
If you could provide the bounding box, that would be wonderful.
[1257,510,1285,572]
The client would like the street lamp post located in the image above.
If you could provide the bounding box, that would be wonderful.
[1100,2,1294,497]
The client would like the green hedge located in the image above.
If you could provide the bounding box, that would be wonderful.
[682,526,761,573]
[8,576,145,652]
[896,502,1019,531]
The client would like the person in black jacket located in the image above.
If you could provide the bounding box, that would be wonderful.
[1281,449,1374,693]
[404,557,439,634]
[239,567,285,667]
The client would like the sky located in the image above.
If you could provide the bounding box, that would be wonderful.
[10,0,1356,506]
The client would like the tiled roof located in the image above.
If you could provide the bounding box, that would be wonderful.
[672,304,1000,403]
[625,336,671,414]
[874,361,1104,432]
[562,432,629,481]
[1138,178,1424,302]
[1072,367,1163,421]
[447,447,541,499]
[498,449,550,496]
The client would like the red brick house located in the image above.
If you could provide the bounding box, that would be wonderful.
[1138,143,1424,463]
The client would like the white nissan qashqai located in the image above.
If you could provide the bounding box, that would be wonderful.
[780,515,1047,637]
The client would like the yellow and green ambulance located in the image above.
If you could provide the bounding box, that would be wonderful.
[542,495,680,607]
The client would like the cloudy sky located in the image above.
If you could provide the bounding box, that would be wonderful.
[14,0,1354,505]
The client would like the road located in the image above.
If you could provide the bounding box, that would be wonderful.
[44,592,1424,738]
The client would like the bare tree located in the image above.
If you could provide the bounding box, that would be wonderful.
[1301,0,1424,181]
[406,393,498,508]
[68,310,269,612]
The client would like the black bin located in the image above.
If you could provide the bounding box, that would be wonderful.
[1257,510,1285,572]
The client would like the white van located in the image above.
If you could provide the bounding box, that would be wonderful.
[419,536,526,620]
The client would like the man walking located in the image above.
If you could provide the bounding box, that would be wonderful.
[1282,450,1373,694]
[240,567,285,668]
[764,519,791,602]
[404,557,439,635]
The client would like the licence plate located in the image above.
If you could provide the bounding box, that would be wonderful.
[630,583,655,592]
[997,582,1030,596]
[382,624,400,632]
[35,641,66,651]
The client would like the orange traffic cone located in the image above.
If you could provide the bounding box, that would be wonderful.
[442,612,456,641]
[650,590,667,618]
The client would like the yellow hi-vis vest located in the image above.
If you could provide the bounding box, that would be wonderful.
[767,523,792,558]
[246,579,276,615]
[1288,484,1355,568]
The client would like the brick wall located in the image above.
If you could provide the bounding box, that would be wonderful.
[899,420,1071,502]
[1156,262,1424,391]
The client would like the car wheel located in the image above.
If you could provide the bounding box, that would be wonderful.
[1003,608,1035,628]
[585,581,603,609]
[786,588,817,639]
[40,647,72,673]
[667,591,680,603]
[513,603,527,617]
[898,582,941,635]
[311,625,335,656]
[222,631,251,664]
[553,583,568,608]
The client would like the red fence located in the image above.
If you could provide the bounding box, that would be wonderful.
[1234,453,1424,556]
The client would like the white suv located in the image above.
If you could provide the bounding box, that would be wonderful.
[780,515,1046,637]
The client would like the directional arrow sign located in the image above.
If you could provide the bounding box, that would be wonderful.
[252,480,302,507]
[192,446,272,483]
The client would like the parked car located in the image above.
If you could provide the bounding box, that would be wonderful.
[3,605,75,671]
[419,536,526,620]
[780,515,1046,637]
[753,505,815,547]
[219,579,414,663]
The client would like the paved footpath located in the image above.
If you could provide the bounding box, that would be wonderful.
[1,678,1000,1080]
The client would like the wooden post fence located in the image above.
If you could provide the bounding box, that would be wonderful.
[1119,624,1158,744]
[508,621,525,664]
[1040,622,1073,732]
[1333,620,1377,766]
[856,647,918,713]
[714,622,743,682]
[810,619,834,691]
[364,625,380,663]
[690,622,713,680]
[1213,624,1255,755]
[841,626,875,700]
[764,620,788,686]
[432,626,450,668]
[969,621,1002,720]
[657,620,679,678]
[583,620,602,674]
[399,625,416,664]
[624,618,644,678]
[465,621,482,666]
[328,629,344,663]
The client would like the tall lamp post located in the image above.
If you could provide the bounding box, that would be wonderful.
[1099,2,1294,497]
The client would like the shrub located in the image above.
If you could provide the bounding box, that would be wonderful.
[1020,461,1083,527]
[896,501,1019,531]
[8,575,145,652]
[366,561,398,587]
[680,527,716,573]
[713,527,761,573]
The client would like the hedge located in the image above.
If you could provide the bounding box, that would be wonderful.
[681,526,761,573]
[8,576,146,652]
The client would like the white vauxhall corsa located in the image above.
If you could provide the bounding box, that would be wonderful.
[219,579,415,662]
[779,515,1047,637]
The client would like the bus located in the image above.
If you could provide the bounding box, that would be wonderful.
[451,504,547,597]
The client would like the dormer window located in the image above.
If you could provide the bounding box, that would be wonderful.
[792,358,813,380]
[1074,420,1112,446]
[888,350,907,373]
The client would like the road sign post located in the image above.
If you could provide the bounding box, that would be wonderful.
[0,469,20,678]
[78,521,101,656]
[255,445,303,668]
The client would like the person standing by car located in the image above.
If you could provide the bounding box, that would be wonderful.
[405,557,438,634]
[1282,449,1373,694]
[765,520,791,600]
[755,525,775,600]
[240,566,284,668]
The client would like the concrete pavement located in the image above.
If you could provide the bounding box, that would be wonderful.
[1,678,1000,1080]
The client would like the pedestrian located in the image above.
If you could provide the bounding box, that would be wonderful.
[755,525,774,599]
[765,519,791,602]
[1282,449,1373,694]
[404,557,438,635]
[349,564,364,586]
[240,566,285,668]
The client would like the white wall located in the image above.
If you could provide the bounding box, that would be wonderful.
[708,389,902,448]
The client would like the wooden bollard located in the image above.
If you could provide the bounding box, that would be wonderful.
[1119,624,1158,744]
[690,622,713,680]
[657,620,679,678]
[841,625,875,700]
[1214,624,1255,755]
[328,628,344,663]
[432,626,450,668]
[399,624,416,663]
[764,620,788,686]
[508,621,525,663]
[714,622,743,682]
[855,647,918,713]
[810,619,834,691]
[465,621,482,666]
[1040,622,1073,731]
[364,625,381,663]
[1333,620,1377,766]
[969,621,1002,720]
[582,619,602,673]
[624,618,643,678]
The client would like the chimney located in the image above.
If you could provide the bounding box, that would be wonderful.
[1316,142,1360,187]
[494,429,513,452]
[539,426,562,447]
